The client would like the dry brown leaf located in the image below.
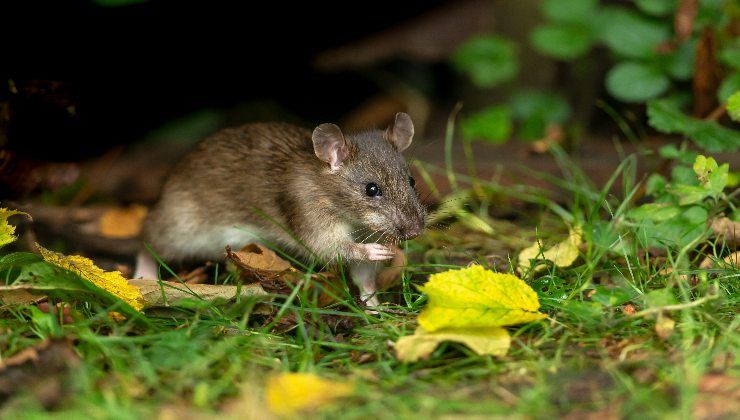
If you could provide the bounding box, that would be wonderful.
[98,204,148,239]
[128,279,267,307]
[710,217,739,246]
[227,244,343,307]
[227,243,292,275]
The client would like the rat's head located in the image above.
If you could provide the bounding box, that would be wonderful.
[312,112,426,241]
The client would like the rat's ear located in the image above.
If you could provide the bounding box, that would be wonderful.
[385,112,414,152]
[312,123,349,171]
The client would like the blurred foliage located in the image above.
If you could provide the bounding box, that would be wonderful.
[451,0,740,152]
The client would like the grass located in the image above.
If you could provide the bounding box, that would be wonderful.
[1,145,738,419]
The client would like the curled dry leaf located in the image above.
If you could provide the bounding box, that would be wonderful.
[226,243,292,276]
[265,372,355,416]
[518,226,583,274]
[98,204,148,239]
[710,217,739,247]
[395,326,510,363]
[228,243,392,308]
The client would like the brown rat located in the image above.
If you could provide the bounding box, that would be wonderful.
[134,112,426,306]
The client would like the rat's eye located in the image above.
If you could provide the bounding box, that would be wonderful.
[409,176,416,187]
[365,182,382,197]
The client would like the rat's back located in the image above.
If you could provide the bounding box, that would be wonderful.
[140,122,316,262]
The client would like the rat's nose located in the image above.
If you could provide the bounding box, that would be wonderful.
[398,222,424,240]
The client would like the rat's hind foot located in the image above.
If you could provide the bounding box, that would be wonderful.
[133,250,159,280]
[363,243,394,261]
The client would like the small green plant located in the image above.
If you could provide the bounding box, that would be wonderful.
[451,0,740,152]
[626,151,734,250]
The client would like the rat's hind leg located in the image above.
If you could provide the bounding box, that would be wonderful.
[349,261,382,307]
[133,250,159,279]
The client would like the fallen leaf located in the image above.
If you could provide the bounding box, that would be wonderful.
[265,372,354,416]
[128,278,266,307]
[227,244,345,307]
[518,226,583,274]
[418,265,546,332]
[395,326,510,362]
[710,217,739,247]
[37,244,146,311]
[98,204,147,239]
[654,312,675,340]
[227,243,292,275]
[0,208,31,248]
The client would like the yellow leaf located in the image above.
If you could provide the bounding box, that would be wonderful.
[37,244,146,311]
[518,226,583,274]
[265,372,354,416]
[0,208,31,248]
[395,326,510,362]
[418,265,546,332]
[99,204,148,239]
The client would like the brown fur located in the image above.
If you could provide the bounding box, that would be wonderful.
[142,120,426,266]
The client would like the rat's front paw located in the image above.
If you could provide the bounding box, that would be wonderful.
[363,243,395,261]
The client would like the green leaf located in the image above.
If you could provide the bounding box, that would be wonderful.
[606,62,670,102]
[461,106,513,143]
[634,0,677,16]
[719,39,740,70]
[633,206,708,248]
[531,23,594,60]
[590,286,634,307]
[668,184,712,205]
[644,287,678,308]
[541,0,598,22]
[718,72,740,103]
[662,39,697,81]
[647,99,740,152]
[727,91,740,122]
[0,252,41,271]
[628,203,682,222]
[646,174,668,196]
[597,7,671,58]
[509,90,571,140]
[692,155,728,193]
[451,36,519,88]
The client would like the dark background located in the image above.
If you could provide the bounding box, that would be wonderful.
[1,0,453,159]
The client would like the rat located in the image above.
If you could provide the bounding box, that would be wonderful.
[134,112,426,306]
